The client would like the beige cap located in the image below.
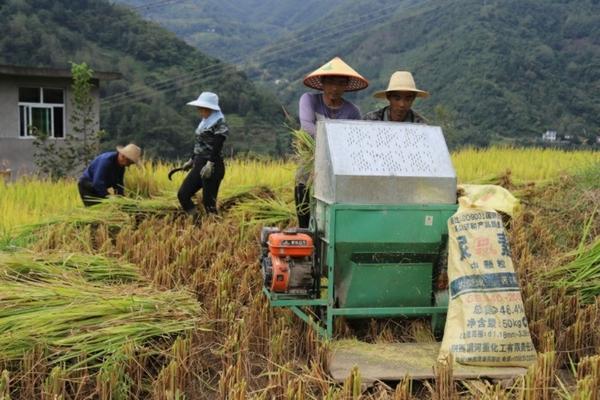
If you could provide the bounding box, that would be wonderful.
[116,143,142,165]
[303,57,368,92]
[373,71,429,99]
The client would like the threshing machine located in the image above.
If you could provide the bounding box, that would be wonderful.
[260,120,529,382]
[261,120,457,337]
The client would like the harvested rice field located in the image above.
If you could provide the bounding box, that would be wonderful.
[0,148,599,399]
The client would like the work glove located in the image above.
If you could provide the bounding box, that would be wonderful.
[182,158,193,171]
[200,161,214,179]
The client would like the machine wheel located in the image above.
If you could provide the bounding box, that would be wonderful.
[431,290,449,340]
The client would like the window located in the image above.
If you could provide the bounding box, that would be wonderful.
[18,87,65,138]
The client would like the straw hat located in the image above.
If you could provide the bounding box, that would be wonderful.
[303,57,368,92]
[373,71,429,99]
[186,92,221,111]
[116,143,142,165]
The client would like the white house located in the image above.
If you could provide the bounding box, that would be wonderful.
[541,129,557,142]
[0,64,121,176]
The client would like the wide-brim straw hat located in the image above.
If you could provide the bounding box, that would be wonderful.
[373,71,429,99]
[116,143,142,165]
[303,57,368,92]
[187,91,221,111]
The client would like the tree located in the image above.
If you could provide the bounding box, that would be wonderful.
[70,62,104,166]
[33,62,105,179]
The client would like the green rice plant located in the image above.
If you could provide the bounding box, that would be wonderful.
[0,251,141,284]
[96,350,132,400]
[0,280,203,370]
[6,206,131,247]
[0,370,9,400]
[42,365,66,400]
[543,237,600,303]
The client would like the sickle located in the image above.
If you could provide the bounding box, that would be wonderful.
[168,167,185,181]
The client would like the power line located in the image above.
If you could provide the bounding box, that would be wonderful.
[101,7,371,105]
[101,2,405,110]
[128,0,189,11]
[102,2,404,105]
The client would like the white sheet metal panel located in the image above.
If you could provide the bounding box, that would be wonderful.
[314,120,457,205]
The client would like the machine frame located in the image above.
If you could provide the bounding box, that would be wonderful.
[264,201,458,339]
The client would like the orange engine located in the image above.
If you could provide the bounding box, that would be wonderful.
[260,228,316,295]
[267,232,313,257]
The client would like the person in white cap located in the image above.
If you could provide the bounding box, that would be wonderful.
[363,71,428,123]
[296,57,369,228]
[177,91,229,216]
[78,143,141,206]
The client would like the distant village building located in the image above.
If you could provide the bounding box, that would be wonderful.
[0,64,120,177]
[541,129,557,142]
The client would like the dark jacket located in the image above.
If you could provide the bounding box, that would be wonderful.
[362,106,427,124]
[80,151,125,197]
[193,119,229,161]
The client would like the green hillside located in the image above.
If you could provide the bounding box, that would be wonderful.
[117,0,600,148]
[341,0,600,146]
[115,0,346,62]
[0,0,288,159]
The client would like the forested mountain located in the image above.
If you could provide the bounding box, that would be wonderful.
[0,0,288,159]
[117,0,600,147]
[115,0,346,62]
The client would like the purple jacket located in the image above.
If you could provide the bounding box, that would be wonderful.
[299,93,361,136]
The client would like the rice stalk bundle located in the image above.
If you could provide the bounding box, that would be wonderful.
[291,129,315,186]
[575,355,600,400]
[0,280,202,369]
[0,251,141,284]
[230,195,295,227]
[522,351,556,400]
[394,374,412,400]
[341,365,362,399]
[8,206,131,247]
[544,237,600,303]
[433,354,454,400]
[218,185,278,213]
[99,194,180,216]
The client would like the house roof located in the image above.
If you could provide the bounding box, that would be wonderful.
[0,64,122,81]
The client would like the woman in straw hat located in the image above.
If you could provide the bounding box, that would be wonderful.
[296,57,368,227]
[177,91,229,217]
[78,143,141,207]
[363,71,428,123]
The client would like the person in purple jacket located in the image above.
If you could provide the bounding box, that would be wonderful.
[78,143,141,206]
[295,57,368,227]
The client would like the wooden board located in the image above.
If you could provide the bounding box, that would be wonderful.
[330,340,528,384]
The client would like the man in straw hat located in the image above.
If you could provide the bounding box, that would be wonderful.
[363,71,428,123]
[296,57,368,227]
[78,143,141,207]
